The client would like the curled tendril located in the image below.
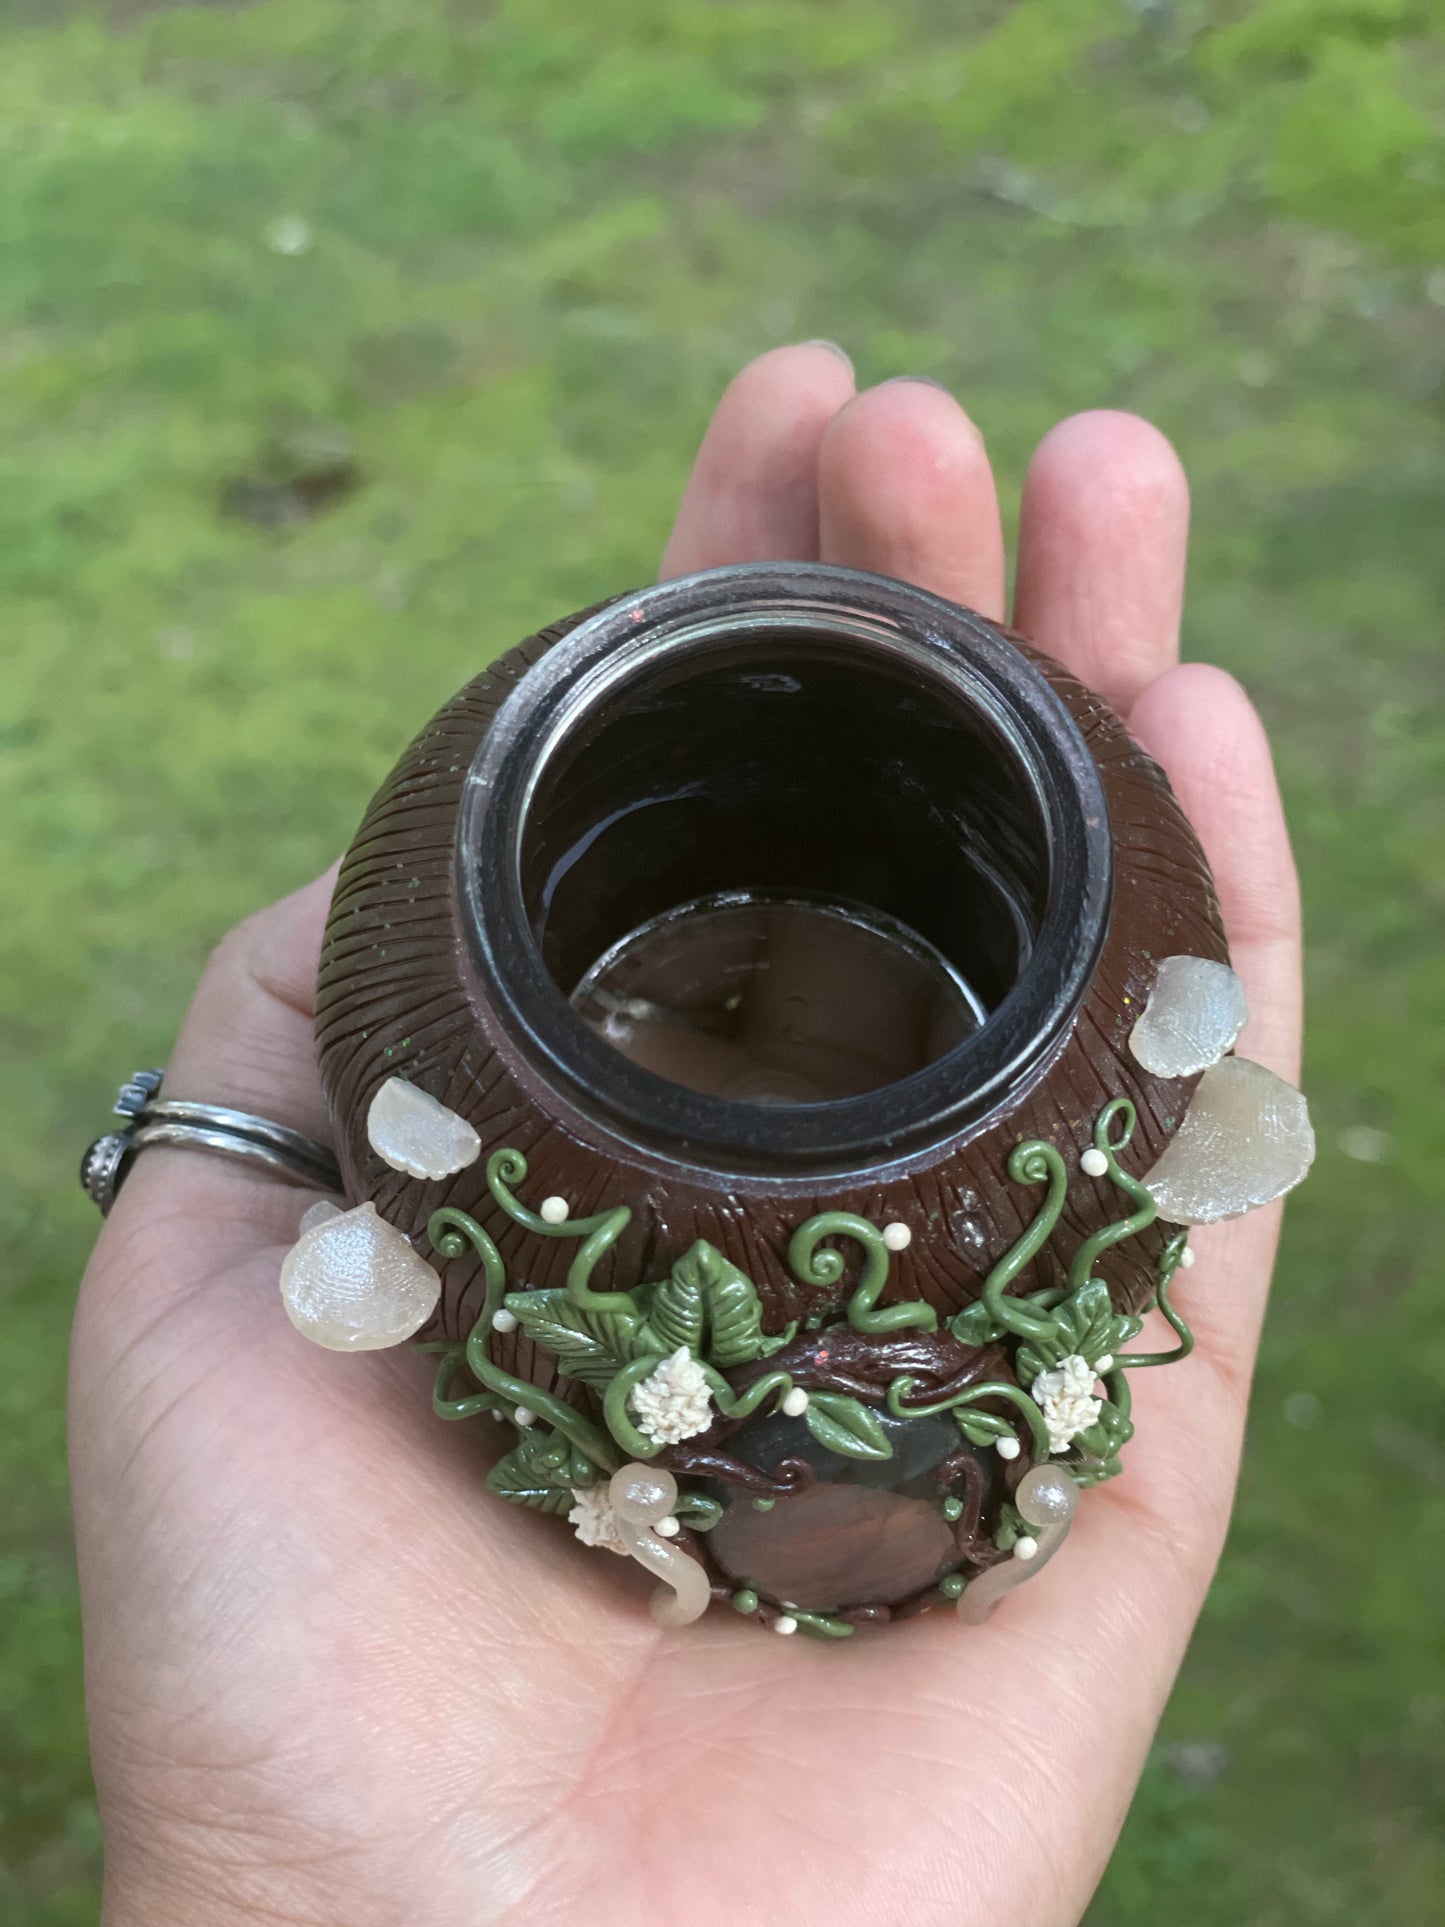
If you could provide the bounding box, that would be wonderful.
[425,1205,620,1472]
[602,1354,667,1459]
[788,1212,937,1334]
[484,1148,635,1318]
[699,1363,797,1423]
[1067,1098,1158,1290]
[886,1374,1053,1457]
[1112,1230,1196,1369]
[672,1492,723,1533]
[971,1141,1069,1340]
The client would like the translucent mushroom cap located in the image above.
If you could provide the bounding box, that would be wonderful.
[1144,1055,1315,1225]
[1130,956,1248,1080]
[280,1201,442,1350]
[366,1076,481,1180]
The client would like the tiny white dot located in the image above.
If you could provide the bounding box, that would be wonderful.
[491,1308,519,1334]
[995,1435,1021,1460]
[655,1515,680,1538]
[540,1195,569,1224]
[513,1406,536,1428]
[1095,1353,1114,1375]
[773,1614,799,1635]
[1014,1535,1039,1561]
[882,1221,912,1251]
[1081,1147,1109,1178]
[1180,1244,1196,1268]
[781,1387,810,1417]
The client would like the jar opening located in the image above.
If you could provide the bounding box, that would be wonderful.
[458,566,1111,1175]
[519,629,1047,1106]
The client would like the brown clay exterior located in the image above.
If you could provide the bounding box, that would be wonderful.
[315,596,1227,1420]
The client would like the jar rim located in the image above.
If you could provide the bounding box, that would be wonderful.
[456,562,1113,1178]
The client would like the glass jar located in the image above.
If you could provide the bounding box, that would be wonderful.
[316,563,1231,1630]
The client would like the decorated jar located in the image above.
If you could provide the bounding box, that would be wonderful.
[283,564,1313,1639]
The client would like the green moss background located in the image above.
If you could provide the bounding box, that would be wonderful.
[2,3,1442,1919]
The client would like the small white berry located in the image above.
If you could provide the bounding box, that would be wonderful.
[781,1387,810,1417]
[512,1406,536,1428]
[882,1221,912,1251]
[1081,1147,1109,1178]
[655,1515,680,1538]
[1180,1244,1196,1268]
[491,1308,519,1334]
[1095,1353,1114,1375]
[540,1195,570,1224]
[1013,1535,1039,1561]
[773,1614,799,1635]
[995,1435,1021,1460]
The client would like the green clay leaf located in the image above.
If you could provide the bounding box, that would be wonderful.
[646,1255,707,1354]
[673,1240,770,1368]
[804,1390,893,1461]
[511,1422,600,1488]
[503,1288,643,1386]
[1017,1278,1143,1377]
[950,1300,1007,1348]
[956,1409,1010,1447]
[1071,1400,1135,1463]
[1015,1340,1049,1383]
[486,1439,585,1514]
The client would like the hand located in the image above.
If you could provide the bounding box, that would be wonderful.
[72,345,1301,1927]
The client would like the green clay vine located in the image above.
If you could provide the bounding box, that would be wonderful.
[419,1095,1198,1606]
[787,1212,937,1334]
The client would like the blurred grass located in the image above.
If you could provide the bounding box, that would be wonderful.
[1,3,1442,1921]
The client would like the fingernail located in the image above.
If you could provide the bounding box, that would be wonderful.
[882,375,951,392]
[802,339,854,375]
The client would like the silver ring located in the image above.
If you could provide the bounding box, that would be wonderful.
[81,1069,342,1215]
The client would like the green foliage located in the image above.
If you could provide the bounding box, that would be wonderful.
[1070,1400,1137,1483]
[3,1,1442,1920]
[1016,1280,1144,1381]
[642,1255,708,1355]
[951,1300,1007,1349]
[673,1240,778,1367]
[638,1239,787,1366]
[502,1289,644,1386]
[803,1390,893,1461]
[955,1408,1013,1449]
[486,1425,600,1512]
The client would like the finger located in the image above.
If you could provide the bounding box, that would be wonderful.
[817,379,1006,619]
[660,341,855,577]
[1075,665,1301,1592]
[165,864,340,1137]
[1014,409,1189,714]
[1130,663,1301,1085]
[96,867,341,1260]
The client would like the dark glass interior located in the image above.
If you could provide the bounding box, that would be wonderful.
[517,633,1052,1106]
[570,891,986,1103]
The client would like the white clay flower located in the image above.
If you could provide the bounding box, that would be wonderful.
[567,1485,628,1555]
[1031,1352,1103,1455]
[629,1346,714,1446]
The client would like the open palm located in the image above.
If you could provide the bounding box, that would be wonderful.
[72,345,1301,1927]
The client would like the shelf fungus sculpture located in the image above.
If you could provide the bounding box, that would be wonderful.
[289,564,1313,1638]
